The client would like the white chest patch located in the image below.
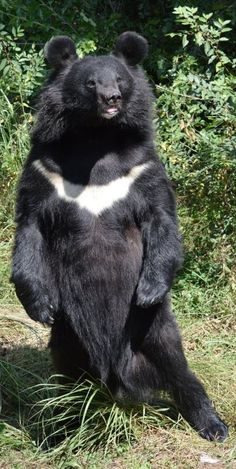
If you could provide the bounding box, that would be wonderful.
[33,159,150,216]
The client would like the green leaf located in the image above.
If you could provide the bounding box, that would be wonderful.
[80,11,96,27]
[208,55,216,64]
[195,32,204,46]
[182,34,189,48]
[167,32,179,38]
[213,20,222,28]
[0,58,7,71]
[216,61,223,71]
[203,13,213,20]
[204,42,211,56]
[2,64,10,76]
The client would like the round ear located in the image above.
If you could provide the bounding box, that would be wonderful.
[44,36,78,69]
[114,31,148,66]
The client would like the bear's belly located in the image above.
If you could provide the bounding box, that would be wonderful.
[51,222,143,373]
[81,224,143,290]
[54,221,143,318]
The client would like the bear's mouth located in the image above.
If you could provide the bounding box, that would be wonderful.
[102,105,120,119]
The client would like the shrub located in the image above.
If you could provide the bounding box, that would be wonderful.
[156,7,236,284]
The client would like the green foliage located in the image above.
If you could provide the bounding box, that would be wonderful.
[0,26,42,245]
[170,6,235,71]
[156,6,236,285]
[0,25,45,98]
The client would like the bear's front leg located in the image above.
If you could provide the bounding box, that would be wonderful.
[11,222,58,325]
[136,208,183,307]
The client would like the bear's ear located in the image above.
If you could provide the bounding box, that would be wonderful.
[44,36,77,69]
[114,31,148,66]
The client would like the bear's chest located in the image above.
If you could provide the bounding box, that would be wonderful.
[33,159,150,216]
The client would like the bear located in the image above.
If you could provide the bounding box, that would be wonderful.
[11,32,228,441]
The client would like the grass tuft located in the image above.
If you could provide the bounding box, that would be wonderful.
[0,356,182,465]
[31,377,179,457]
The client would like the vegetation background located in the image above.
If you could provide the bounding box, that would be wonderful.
[0,1,235,468]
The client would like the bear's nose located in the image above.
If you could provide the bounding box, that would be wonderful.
[106,92,121,104]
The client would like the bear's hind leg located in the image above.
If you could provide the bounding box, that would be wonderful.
[170,367,228,441]
[147,307,228,441]
[50,318,91,382]
[117,302,228,441]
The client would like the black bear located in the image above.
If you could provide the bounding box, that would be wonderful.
[11,32,228,441]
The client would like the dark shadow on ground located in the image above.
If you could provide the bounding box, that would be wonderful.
[0,343,180,451]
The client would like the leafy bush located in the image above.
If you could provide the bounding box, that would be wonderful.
[0,26,43,237]
[156,7,236,284]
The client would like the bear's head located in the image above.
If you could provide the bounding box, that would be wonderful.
[33,32,152,142]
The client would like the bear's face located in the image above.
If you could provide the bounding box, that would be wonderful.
[33,32,151,141]
[62,55,134,120]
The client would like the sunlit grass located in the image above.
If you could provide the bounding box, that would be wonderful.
[31,377,178,456]
[0,295,235,469]
[0,358,181,467]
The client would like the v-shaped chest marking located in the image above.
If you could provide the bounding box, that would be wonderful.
[33,159,150,216]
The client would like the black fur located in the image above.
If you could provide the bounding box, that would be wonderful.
[12,32,228,442]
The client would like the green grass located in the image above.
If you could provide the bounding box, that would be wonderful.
[0,279,235,468]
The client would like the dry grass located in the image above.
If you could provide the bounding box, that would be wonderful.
[0,302,235,469]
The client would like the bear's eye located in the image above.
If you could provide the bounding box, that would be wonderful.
[117,76,123,84]
[86,79,96,89]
